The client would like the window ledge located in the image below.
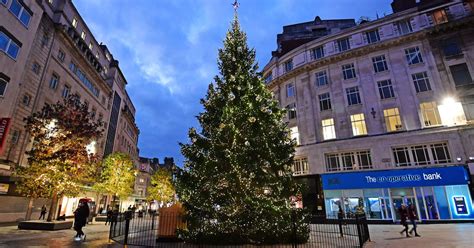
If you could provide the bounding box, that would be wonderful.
[374,70,390,76]
[408,62,425,68]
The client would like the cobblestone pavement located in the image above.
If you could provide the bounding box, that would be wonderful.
[366,223,474,248]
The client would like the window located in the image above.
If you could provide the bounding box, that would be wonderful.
[49,74,59,90]
[432,9,448,24]
[318,92,331,111]
[366,29,380,44]
[284,59,293,72]
[72,18,78,28]
[322,118,336,140]
[32,62,41,74]
[393,147,411,167]
[372,55,388,73]
[293,158,309,175]
[350,113,367,136]
[57,49,65,62]
[81,31,86,40]
[286,83,295,97]
[337,38,351,52]
[264,74,272,84]
[315,70,328,86]
[69,61,100,97]
[325,150,372,172]
[405,47,423,65]
[420,102,441,127]
[397,19,413,35]
[412,72,432,93]
[346,86,361,105]
[11,130,20,144]
[9,0,31,27]
[62,85,70,98]
[383,108,403,132]
[411,145,430,166]
[0,78,8,96]
[377,80,395,99]
[342,63,356,80]
[40,32,49,47]
[286,103,297,119]
[0,31,21,59]
[442,38,462,57]
[95,52,99,59]
[430,143,451,164]
[22,94,30,106]
[88,42,93,50]
[449,63,472,86]
[311,46,324,60]
[290,126,299,145]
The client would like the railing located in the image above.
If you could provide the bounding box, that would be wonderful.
[109,211,370,247]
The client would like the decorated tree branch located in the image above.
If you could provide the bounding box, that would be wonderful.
[15,94,103,221]
[176,13,309,245]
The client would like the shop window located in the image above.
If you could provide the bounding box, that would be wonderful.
[412,72,432,93]
[377,79,395,99]
[318,92,331,111]
[393,147,411,167]
[286,103,297,119]
[315,70,328,87]
[449,63,473,86]
[430,143,452,164]
[405,47,423,65]
[372,55,388,73]
[290,126,300,145]
[286,83,295,97]
[411,145,431,166]
[420,102,441,127]
[293,157,309,176]
[383,108,402,132]
[322,118,336,140]
[342,63,356,80]
[350,113,367,136]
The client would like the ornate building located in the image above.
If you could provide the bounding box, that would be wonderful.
[263,0,474,221]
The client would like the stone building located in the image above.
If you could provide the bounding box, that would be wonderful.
[263,0,474,222]
[0,0,139,222]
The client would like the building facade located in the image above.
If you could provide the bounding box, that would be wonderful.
[0,0,139,222]
[263,0,474,222]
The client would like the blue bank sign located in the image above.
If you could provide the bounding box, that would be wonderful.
[322,166,470,190]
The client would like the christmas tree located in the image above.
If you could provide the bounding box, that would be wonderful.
[176,12,309,245]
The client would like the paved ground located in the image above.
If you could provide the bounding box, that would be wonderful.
[0,222,473,247]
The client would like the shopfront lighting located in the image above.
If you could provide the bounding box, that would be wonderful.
[456,157,462,162]
[469,156,474,161]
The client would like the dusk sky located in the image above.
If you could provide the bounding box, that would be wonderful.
[74,0,393,165]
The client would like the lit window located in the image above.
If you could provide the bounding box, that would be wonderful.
[48,0,53,4]
[0,31,21,59]
[432,9,448,25]
[342,63,356,80]
[383,108,403,132]
[337,37,351,52]
[22,94,30,106]
[372,55,388,73]
[430,143,452,164]
[95,52,99,59]
[377,79,395,99]
[286,102,297,119]
[350,113,367,136]
[57,49,65,62]
[293,158,309,176]
[322,118,336,140]
[366,29,380,44]
[405,47,423,65]
[284,59,293,72]
[49,74,59,90]
[449,63,473,86]
[105,52,111,61]
[311,46,324,60]
[72,18,78,28]
[393,147,411,167]
[62,85,70,98]
[139,178,145,183]
[412,72,431,93]
[88,42,93,50]
[420,102,441,127]
[290,126,300,145]
[315,70,328,87]
[81,31,86,40]
[438,97,467,126]
[318,92,331,111]
[397,19,413,35]
[9,0,31,27]
[346,86,361,105]
[0,78,8,96]
[286,83,295,97]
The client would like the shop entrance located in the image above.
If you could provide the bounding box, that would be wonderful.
[390,188,419,220]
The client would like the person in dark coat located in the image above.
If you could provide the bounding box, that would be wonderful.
[39,205,47,220]
[408,204,421,237]
[105,207,113,225]
[73,202,90,241]
[398,204,410,237]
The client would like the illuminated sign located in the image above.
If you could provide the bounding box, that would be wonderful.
[453,196,468,215]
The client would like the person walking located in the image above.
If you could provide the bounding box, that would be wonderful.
[105,207,113,225]
[399,204,410,237]
[408,204,421,237]
[73,202,90,241]
[39,205,47,220]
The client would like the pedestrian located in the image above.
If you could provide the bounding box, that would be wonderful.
[408,204,421,237]
[398,204,410,237]
[73,202,90,241]
[39,205,47,220]
[111,206,119,227]
[105,207,112,225]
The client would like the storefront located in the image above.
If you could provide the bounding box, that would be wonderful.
[321,166,473,221]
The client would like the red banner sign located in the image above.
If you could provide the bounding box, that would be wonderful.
[0,118,11,154]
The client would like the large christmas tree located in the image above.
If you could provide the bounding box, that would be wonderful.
[177,13,309,245]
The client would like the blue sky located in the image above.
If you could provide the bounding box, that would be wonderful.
[74,0,393,165]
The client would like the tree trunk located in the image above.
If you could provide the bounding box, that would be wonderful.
[25,198,34,221]
[46,192,58,222]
